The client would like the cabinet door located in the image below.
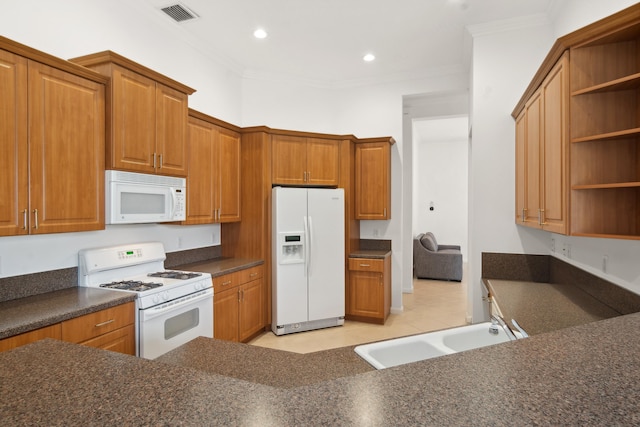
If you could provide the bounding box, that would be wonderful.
[28,61,105,234]
[524,91,542,228]
[79,324,135,355]
[0,324,61,352]
[306,138,339,186]
[348,271,384,319]
[214,287,240,342]
[354,142,390,220]
[111,65,156,173]
[272,134,306,185]
[239,278,264,342]
[0,50,28,236]
[515,111,526,224]
[185,117,216,224]
[156,83,188,177]
[541,57,568,234]
[217,127,241,222]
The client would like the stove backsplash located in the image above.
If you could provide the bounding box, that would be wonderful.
[0,245,221,304]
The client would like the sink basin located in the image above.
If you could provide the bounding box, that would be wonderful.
[355,321,523,369]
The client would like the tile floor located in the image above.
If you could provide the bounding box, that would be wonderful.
[249,273,468,354]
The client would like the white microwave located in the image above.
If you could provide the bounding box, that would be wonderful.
[105,170,186,224]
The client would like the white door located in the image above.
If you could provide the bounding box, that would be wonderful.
[272,187,308,326]
[307,188,345,321]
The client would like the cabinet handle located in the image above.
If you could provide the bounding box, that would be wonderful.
[239,289,244,302]
[303,171,307,182]
[222,280,232,286]
[521,208,526,222]
[383,208,387,217]
[359,263,370,267]
[32,209,39,229]
[152,153,157,168]
[307,171,310,181]
[95,319,115,328]
[540,209,546,225]
[249,273,258,278]
[22,209,27,230]
[159,154,163,169]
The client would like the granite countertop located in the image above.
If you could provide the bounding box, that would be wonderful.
[2,312,640,425]
[0,287,135,339]
[0,257,261,341]
[175,257,264,277]
[349,250,391,259]
[484,278,621,335]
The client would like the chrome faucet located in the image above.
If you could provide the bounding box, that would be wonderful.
[489,315,518,341]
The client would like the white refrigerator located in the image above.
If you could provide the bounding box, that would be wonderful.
[272,187,345,335]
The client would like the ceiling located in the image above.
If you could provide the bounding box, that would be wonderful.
[140,0,554,87]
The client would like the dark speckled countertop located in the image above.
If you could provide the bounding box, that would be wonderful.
[0,288,135,339]
[176,257,263,277]
[2,312,640,425]
[349,250,391,259]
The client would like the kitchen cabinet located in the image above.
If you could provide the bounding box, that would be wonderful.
[0,40,106,237]
[184,110,241,224]
[213,266,264,342]
[568,24,640,239]
[346,255,391,324]
[514,53,569,234]
[513,5,640,240]
[0,324,61,352]
[354,140,394,220]
[61,302,135,355]
[70,51,195,177]
[0,302,134,355]
[272,134,339,186]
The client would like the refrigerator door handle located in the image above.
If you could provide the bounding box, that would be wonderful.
[307,216,313,276]
[303,215,309,278]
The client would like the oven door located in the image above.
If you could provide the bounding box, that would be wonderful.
[138,288,213,359]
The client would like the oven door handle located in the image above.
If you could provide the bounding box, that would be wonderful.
[142,288,213,321]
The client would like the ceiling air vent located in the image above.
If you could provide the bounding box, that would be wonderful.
[161,3,199,22]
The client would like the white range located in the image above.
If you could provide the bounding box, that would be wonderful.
[78,242,213,359]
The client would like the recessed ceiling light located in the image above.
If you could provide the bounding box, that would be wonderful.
[363,53,375,62]
[254,28,268,39]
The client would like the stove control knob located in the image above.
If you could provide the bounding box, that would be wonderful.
[152,294,160,304]
[162,291,169,301]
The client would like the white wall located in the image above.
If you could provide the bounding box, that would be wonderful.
[413,119,469,261]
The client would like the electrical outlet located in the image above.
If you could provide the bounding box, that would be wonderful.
[602,255,608,273]
[551,238,555,252]
[178,237,183,248]
[567,244,572,259]
[373,229,379,237]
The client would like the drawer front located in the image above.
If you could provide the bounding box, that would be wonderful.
[0,324,62,353]
[237,265,263,283]
[348,258,384,273]
[61,302,135,344]
[212,272,240,293]
[79,324,135,355]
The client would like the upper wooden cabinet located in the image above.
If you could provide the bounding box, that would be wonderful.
[513,4,640,240]
[0,39,107,237]
[184,110,241,224]
[354,139,395,220]
[515,54,569,234]
[272,134,339,186]
[70,51,195,177]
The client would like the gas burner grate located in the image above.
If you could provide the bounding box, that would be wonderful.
[147,271,202,280]
[100,280,163,292]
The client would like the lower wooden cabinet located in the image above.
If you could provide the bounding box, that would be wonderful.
[0,324,61,352]
[61,302,135,355]
[0,301,135,355]
[346,255,391,324]
[213,265,264,342]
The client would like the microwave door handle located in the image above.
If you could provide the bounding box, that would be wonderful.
[170,188,178,218]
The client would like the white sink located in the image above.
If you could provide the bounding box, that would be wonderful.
[355,321,523,369]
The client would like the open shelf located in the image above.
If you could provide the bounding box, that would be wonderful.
[571,128,640,143]
[571,73,640,96]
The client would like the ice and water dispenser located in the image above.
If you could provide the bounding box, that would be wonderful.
[278,232,304,264]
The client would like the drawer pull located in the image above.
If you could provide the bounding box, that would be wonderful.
[249,273,258,277]
[95,319,115,328]
[222,280,232,286]
[359,264,370,267]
